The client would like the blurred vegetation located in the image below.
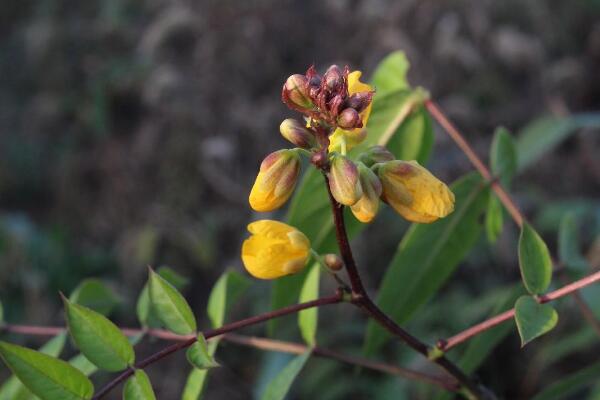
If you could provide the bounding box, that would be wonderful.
[1,0,600,398]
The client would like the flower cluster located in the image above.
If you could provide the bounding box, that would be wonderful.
[242,65,455,279]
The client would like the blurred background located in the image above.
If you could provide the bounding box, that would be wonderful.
[1,0,600,398]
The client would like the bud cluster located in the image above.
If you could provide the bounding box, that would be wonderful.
[281,65,373,130]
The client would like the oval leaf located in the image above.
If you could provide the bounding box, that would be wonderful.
[186,334,219,370]
[490,127,517,187]
[148,269,197,335]
[0,341,94,400]
[207,270,250,329]
[260,351,311,400]
[514,296,558,347]
[123,370,156,400]
[64,298,134,372]
[370,50,410,96]
[518,224,553,295]
[485,195,504,244]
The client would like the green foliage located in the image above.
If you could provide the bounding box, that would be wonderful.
[514,296,558,347]
[148,268,197,335]
[207,270,250,328]
[0,334,67,400]
[518,224,553,295]
[136,266,188,328]
[364,173,489,356]
[186,334,219,370]
[260,352,311,400]
[69,279,120,316]
[490,127,517,187]
[370,50,410,95]
[123,370,156,400]
[485,195,504,243]
[517,113,600,171]
[63,297,134,372]
[531,360,600,400]
[298,262,320,346]
[0,341,94,400]
[558,213,589,271]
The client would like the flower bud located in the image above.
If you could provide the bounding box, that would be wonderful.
[279,119,317,149]
[328,154,362,206]
[346,91,373,113]
[323,65,344,92]
[337,108,362,129]
[283,74,313,110]
[358,145,395,167]
[377,160,455,223]
[242,220,310,279]
[323,254,344,271]
[249,149,301,212]
[351,163,383,223]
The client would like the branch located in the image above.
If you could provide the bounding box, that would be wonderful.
[91,292,342,399]
[438,269,600,351]
[323,175,486,399]
[222,333,460,392]
[425,99,600,337]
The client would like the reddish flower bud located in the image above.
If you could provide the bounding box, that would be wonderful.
[279,119,317,149]
[283,74,313,110]
[323,65,344,92]
[346,91,374,113]
[337,108,362,129]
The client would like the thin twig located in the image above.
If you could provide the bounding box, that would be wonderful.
[222,333,460,392]
[91,292,342,399]
[439,269,600,351]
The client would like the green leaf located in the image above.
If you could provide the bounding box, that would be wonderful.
[558,212,589,271]
[69,279,120,317]
[64,297,134,372]
[207,270,250,328]
[298,262,320,346]
[370,50,410,96]
[136,267,188,328]
[490,127,517,187]
[186,334,219,370]
[364,173,489,356]
[273,86,433,333]
[68,334,142,378]
[485,195,504,243]
[180,341,218,400]
[260,352,311,400]
[514,296,558,347]
[123,370,156,400]
[518,224,553,295]
[0,341,94,400]
[0,334,67,400]
[517,113,600,171]
[148,268,197,335]
[531,360,600,400]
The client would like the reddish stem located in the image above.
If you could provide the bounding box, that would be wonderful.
[440,269,600,350]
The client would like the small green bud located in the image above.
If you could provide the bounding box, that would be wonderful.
[358,145,395,167]
[328,154,362,206]
[323,254,344,271]
[346,92,373,113]
[279,119,317,149]
[283,74,313,110]
[337,108,362,129]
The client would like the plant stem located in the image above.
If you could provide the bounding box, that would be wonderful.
[439,269,600,351]
[323,175,485,399]
[90,292,342,399]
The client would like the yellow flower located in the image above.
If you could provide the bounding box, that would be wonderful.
[328,71,373,153]
[249,150,300,212]
[241,220,310,279]
[377,160,455,223]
